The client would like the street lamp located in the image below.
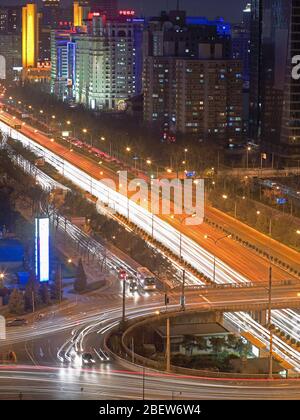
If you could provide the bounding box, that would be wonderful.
[100,136,112,156]
[246,146,251,169]
[184,148,188,166]
[204,234,232,283]
[82,128,93,147]
[0,272,4,287]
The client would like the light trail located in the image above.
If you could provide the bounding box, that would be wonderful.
[224,312,300,372]
[1,113,299,374]
[0,118,249,285]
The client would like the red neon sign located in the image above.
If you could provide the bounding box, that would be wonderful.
[119,10,135,16]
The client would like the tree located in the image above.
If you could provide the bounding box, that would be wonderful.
[52,264,63,302]
[209,337,225,353]
[8,289,25,315]
[39,283,50,306]
[24,272,40,312]
[182,335,196,356]
[227,334,238,349]
[74,259,87,292]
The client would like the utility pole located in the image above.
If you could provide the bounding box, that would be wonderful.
[122,277,126,325]
[58,263,62,303]
[268,265,273,380]
[131,337,134,364]
[142,366,145,400]
[179,233,182,259]
[32,290,35,313]
[166,317,171,372]
[181,269,185,310]
[213,255,216,283]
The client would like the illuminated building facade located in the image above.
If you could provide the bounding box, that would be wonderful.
[22,3,39,68]
[50,29,77,100]
[144,56,243,140]
[73,1,90,27]
[0,6,22,80]
[250,0,300,158]
[73,11,144,110]
[143,10,242,141]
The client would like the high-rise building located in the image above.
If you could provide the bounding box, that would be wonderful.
[22,3,39,68]
[143,10,242,141]
[0,6,22,80]
[40,0,73,63]
[41,0,61,28]
[143,11,232,60]
[51,10,144,110]
[249,0,300,158]
[50,29,77,100]
[144,56,243,139]
[232,3,251,86]
[73,1,90,27]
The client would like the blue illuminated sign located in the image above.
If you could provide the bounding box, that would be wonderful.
[186,171,196,178]
[276,198,287,205]
[35,217,50,283]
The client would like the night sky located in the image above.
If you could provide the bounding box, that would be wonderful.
[0,0,246,22]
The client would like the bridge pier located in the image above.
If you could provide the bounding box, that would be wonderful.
[251,310,267,326]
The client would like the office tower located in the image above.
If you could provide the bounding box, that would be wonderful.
[143,10,242,141]
[50,29,77,100]
[249,0,300,158]
[144,56,243,140]
[0,6,22,80]
[73,1,90,27]
[22,3,39,68]
[232,3,251,86]
[51,10,144,109]
[41,0,61,28]
[143,11,232,60]
[74,1,84,26]
[74,11,143,110]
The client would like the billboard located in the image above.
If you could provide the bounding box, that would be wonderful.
[35,217,50,283]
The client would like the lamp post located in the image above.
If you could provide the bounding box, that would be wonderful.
[204,234,232,283]
[82,128,93,147]
[100,136,112,157]
[0,272,4,288]
[268,265,273,380]
[246,146,251,170]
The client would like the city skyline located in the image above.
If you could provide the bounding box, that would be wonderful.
[0,0,246,21]
[0,0,300,404]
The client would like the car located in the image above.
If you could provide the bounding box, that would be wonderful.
[82,352,95,366]
[6,318,28,327]
[129,280,138,292]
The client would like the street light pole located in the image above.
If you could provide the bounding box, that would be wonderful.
[204,234,231,283]
[181,269,186,311]
[268,265,273,380]
[142,366,145,400]
[213,255,216,283]
[179,232,182,259]
[122,278,126,325]
[166,317,171,372]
